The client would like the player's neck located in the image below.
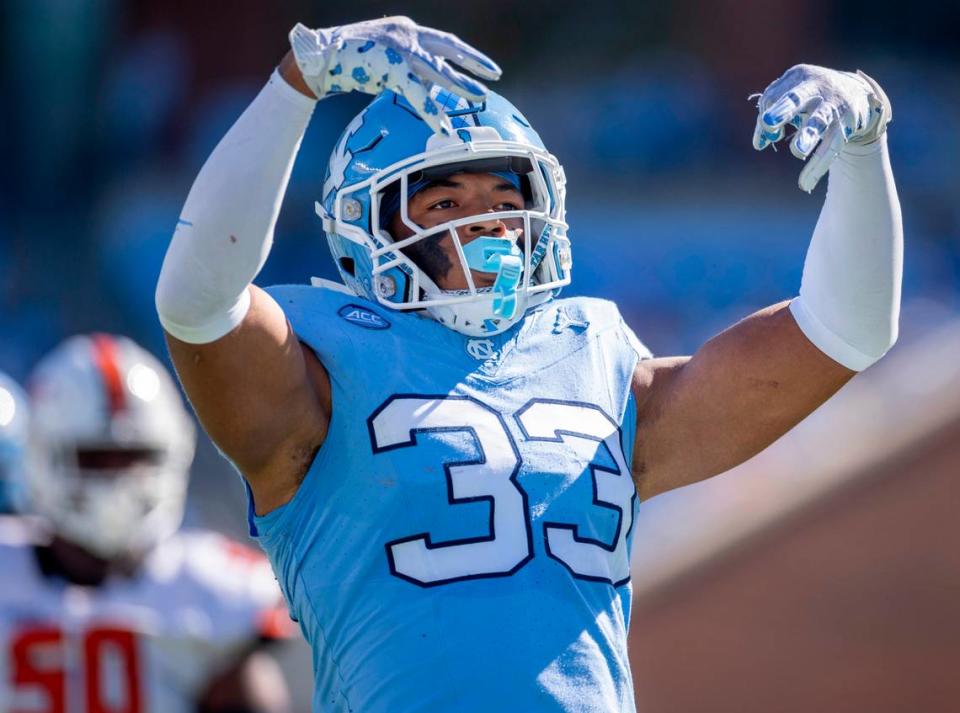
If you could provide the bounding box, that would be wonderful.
[33,536,140,587]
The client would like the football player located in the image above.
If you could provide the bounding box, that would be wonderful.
[155,17,902,713]
[0,371,29,516]
[1,334,293,713]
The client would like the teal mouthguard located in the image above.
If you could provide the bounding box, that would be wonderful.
[461,237,523,318]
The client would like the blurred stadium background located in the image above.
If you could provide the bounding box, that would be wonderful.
[1,1,957,711]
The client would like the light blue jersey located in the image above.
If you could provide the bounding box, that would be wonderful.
[252,284,650,713]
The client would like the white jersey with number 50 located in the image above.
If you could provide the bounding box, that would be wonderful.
[0,517,292,713]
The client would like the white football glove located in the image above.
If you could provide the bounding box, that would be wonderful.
[289,16,501,136]
[752,64,892,192]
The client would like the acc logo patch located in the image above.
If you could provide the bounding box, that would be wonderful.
[338,304,390,330]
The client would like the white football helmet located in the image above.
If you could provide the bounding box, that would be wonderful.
[27,334,195,558]
[0,371,29,514]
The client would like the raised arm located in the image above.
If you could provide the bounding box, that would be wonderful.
[156,17,500,514]
[632,65,902,500]
[156,56,323,515]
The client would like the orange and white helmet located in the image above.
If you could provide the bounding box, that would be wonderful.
[27,334,195,558]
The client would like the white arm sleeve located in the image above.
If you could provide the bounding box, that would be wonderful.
[156,70,316,344]
[789,134,903,371]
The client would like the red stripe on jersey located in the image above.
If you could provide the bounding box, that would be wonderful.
[91,334,126,414]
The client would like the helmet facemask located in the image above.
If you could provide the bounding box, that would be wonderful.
[33,443,188,559]
[322,134,571,336]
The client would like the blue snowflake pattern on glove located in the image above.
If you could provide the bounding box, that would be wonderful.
[290,16,501,136]
[751,64,892,192]
[352,67,370,84]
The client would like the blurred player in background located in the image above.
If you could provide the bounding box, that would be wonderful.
[0,372,29,518]
[156,16,902,713]
[0,334,293,713]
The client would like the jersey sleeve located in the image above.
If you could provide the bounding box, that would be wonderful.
[619,316,653,361]
[264,283,358,373]
[562,298,651,462]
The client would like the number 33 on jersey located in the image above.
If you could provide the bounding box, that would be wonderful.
[370,395,635,587]
[257,284,647,590]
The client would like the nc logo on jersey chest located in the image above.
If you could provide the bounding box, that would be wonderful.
[466,338,498,361]
[339,304,390,330]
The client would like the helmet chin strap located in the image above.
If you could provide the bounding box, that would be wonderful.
[416,227,553,336]
[460,232,523,319]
